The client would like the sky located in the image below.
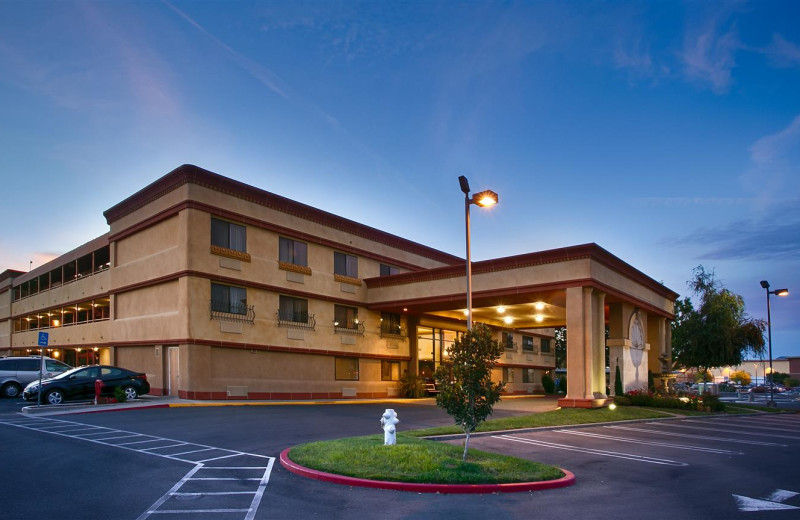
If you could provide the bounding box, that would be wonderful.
[1,0,798,358]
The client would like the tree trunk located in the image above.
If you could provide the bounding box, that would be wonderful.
[462,430,470,462]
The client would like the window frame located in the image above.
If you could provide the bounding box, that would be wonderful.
[335,357,359,381]
[211,217,247,253]
[279,237,308,267]
[333,252,358,278]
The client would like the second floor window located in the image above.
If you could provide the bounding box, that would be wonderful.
[380,312,403,335]
[211,283,247,315]
[541,338,551,353]
[334,304,359,330]
[279,295,309,323]
[279,237,307,266]
[522,336,534,352]
[334,252,358,278]
[502,332,515,350]
[211,218,246,252]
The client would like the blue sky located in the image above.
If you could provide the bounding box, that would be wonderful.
[1,1,798,358]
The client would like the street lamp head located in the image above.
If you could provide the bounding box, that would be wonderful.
[774,288,789,297]
[472,190,498,208]
[458,175,470,195]
[760,280,770,289]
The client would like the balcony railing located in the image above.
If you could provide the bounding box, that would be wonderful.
[276,309,316,330]
[210,300,255,324]
[334,318,365,335]
[379,323,407,340]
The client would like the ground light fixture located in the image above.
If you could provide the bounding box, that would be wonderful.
[458,175,498,330]
[759,280,789,408]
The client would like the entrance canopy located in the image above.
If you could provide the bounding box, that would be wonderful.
[365,243,676,329]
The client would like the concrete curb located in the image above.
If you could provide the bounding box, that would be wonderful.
[279,447,576,494]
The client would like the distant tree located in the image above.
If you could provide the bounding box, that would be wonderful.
[672,266,766,377]
[434,323,505,462]
[554,327,566,369]
[730,370,751,386]
[771,372,790,385]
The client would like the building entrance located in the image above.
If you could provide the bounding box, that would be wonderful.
[416,327,460,380]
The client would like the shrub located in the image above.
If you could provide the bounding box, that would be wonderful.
[557,377,567,393]
[541,374,555,394]
[397,373,426,398]
[614,365,623,396]
[114,386,127,403]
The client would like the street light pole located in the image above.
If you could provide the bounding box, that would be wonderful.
[759,280,789,408]
[458,176,498,331]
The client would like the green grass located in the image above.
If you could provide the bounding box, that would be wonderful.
[406,406,673,437]
[289,434,564,484]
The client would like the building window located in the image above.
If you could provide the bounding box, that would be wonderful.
[334,252,358,278]
[541,338,551,353]
[210,282,253,323]
[279,237,308,266]
[522,335,534,352]
[381,360,408,381]
[335,357,359,380]
[334,304,363,334]
[380,264,400,276]
[380,312,405,339]
[278,295,315,329]
[502,332,515,350]
[503,367,514,383]
[523,369,535,384]
[211,217,247,252]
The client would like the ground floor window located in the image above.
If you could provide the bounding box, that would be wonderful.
[523,368,535,383]
[380,360,408,381]
[335,357,359,380]
[503,367,514,383]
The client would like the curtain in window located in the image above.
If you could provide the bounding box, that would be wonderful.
[211,219,229,248]
[228,223,246,252]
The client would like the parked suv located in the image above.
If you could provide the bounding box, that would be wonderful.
[0,357,71,398]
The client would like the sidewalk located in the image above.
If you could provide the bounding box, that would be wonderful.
[20,393,562,416]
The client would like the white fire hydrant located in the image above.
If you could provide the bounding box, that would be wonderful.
[380,408,399,445]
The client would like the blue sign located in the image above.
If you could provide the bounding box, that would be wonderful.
[38,332,49,347]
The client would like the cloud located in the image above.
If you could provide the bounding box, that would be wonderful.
[764,33,800,68]
[674,200,800,262]
[740,114,800,209]
[681,14,740,94]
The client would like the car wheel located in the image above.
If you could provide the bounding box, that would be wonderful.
[2,382,22,399]
[123,386,138,400]
[46,390,65,405]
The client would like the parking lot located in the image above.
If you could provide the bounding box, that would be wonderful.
[1,397,799,519]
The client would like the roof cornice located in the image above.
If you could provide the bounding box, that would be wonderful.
[103,164,462,266]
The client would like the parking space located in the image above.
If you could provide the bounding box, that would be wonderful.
[0,415,275,520]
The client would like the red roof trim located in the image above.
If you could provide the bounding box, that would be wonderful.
[104,164,461,266]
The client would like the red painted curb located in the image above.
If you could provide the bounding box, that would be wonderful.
[279,447,575,494]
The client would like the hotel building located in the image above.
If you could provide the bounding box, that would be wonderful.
[1,165,677,407]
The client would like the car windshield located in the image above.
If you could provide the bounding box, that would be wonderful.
[51,366,101,380]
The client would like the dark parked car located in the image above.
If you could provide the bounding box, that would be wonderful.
[23,365,150,405]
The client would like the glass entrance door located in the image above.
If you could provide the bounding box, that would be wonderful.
[417,327,460,380]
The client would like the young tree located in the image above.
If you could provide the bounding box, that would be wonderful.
[730,370,751,386]
[672,266,766,377]
[434,323,505,462]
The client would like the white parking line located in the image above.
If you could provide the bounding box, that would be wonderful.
[682,418,800,435]
[646,421,800,440]
[554,429,743,454]
[494,434,689,466]
[0,416,275,520]
[605,425,788,446]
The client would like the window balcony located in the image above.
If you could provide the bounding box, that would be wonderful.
[379,322,407,340]
[334,318,365,335]
[210,300,255,324]
[276,309,316,330]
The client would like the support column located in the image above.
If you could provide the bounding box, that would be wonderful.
[559,286,609,408]
[592,291,607,398]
